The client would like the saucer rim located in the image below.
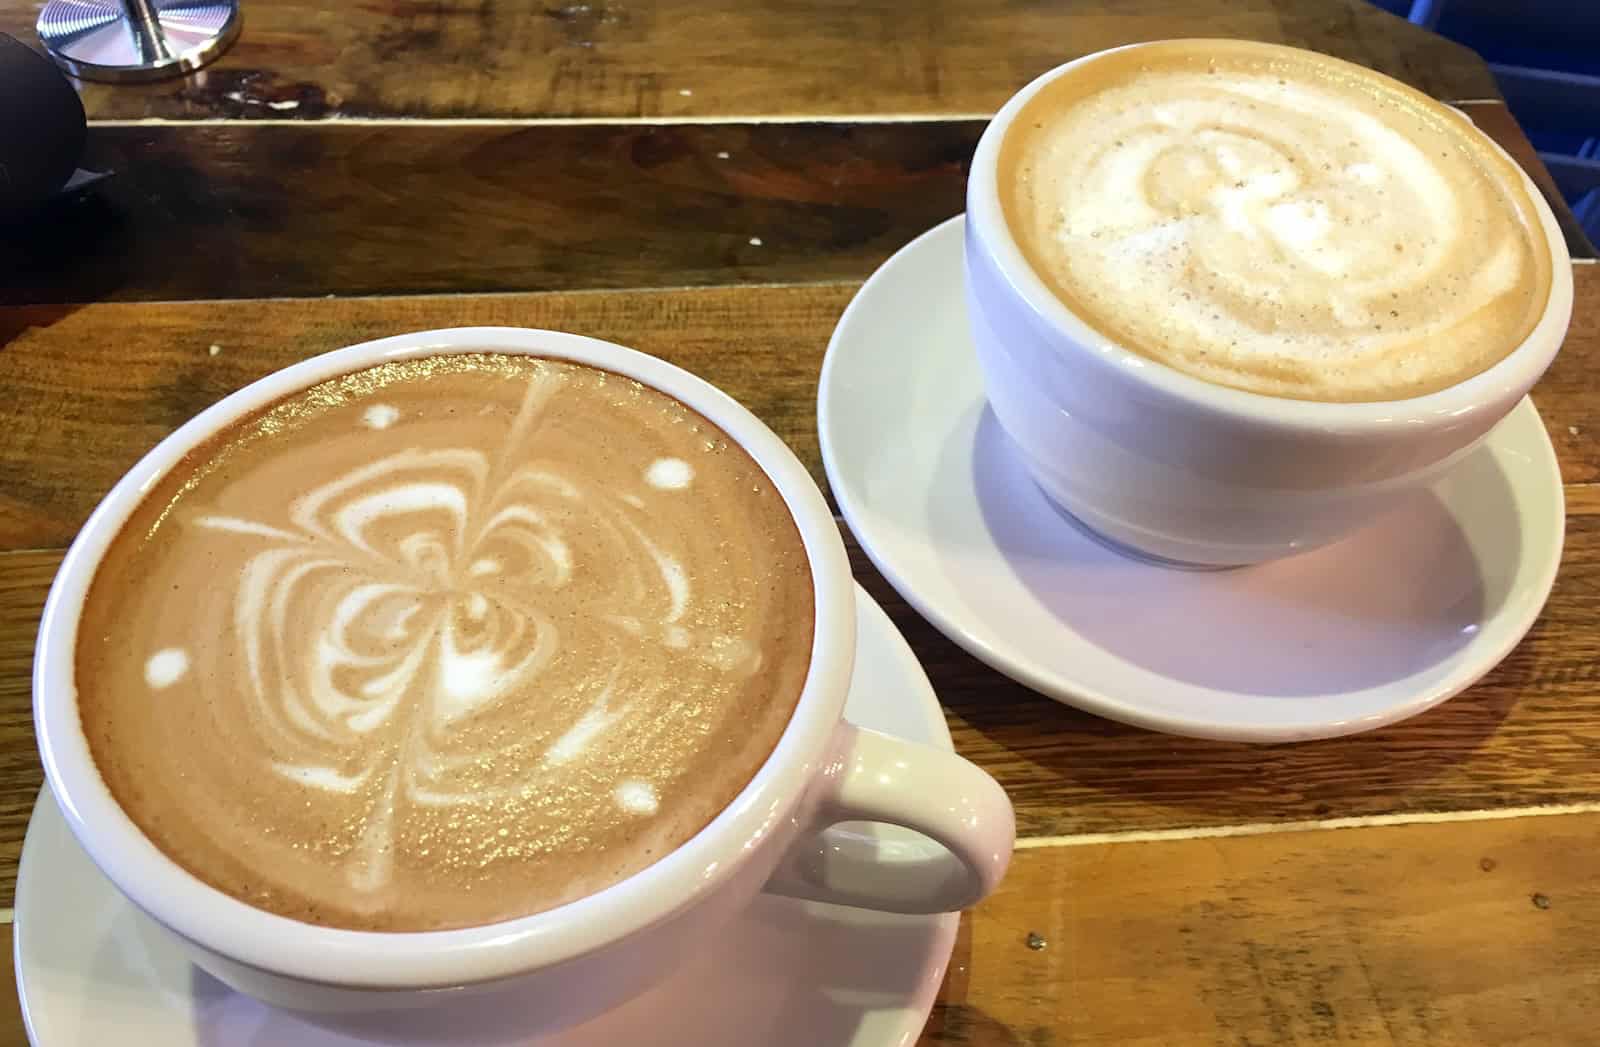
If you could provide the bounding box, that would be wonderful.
[818,214,1567,743]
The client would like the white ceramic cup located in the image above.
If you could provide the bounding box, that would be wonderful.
[965,41,1574,567]
[33,327,1015,1029]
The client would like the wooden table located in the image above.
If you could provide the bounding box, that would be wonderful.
[2,2,1598,1043]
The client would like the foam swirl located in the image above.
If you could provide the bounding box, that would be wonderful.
[1000,42,1550,401]
[79,355,814,930]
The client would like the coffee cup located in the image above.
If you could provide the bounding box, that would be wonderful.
[33,327,1014,1028]
[965,39,1573,567]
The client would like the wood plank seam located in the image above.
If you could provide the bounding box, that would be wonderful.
[73,97,1518,128]
[1013,800,1600,850]
[77,103,1522,130]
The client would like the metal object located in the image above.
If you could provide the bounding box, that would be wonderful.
[37,0,240,83]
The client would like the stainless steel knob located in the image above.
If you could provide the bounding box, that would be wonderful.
[37,0,240,83]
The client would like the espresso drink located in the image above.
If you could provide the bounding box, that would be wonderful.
[77,354,815,932]
[999,40,1553,402]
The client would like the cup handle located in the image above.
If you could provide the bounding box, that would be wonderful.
[762,723,1015,913]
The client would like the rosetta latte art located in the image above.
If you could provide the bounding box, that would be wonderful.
[80,355,814,930]
[187,375,736,889]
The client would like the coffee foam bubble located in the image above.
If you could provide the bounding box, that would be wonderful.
[1000,42,1551,402]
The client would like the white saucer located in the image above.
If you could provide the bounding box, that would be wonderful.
[819,215,1566,742]
[14,585,958,1047]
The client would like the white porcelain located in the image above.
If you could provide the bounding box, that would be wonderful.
[16,586,962,1047]
[819,216,1565,741]
[32,328,1014,1027]
[964,41,1574,567]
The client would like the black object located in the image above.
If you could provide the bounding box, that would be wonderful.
[0,33,87,221]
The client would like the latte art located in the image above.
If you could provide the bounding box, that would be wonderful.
[1000,41,1551,402]
[79,355,814,931]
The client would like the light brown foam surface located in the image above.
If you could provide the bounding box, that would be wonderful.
[77,355,814,931]
[1000,40,1552,402]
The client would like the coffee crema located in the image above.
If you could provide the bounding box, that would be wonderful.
[77,354,815,932]
[999,40,1552,402]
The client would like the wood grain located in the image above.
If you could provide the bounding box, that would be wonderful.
[1540,264,1600,483]
[3,267,1598,551]
[5,101,1590,307]
[0,927,19,1047]
[0,552,47,901]
[1,815,1595,1045]
[1,122,973,305]
[0,0,1499,121]
[921,813,1600,1045]
[0,3,1590,1041]
[0,287,843,546]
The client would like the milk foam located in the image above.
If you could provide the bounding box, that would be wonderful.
[1000,42,1551,401]
[77,355,814,931]
[143,648,189,689]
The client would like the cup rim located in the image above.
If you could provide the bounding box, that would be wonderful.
[966,38,1575,434]
[33,327,856,989]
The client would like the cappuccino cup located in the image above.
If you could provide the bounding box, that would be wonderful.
[966,39,1572,567]
[33,327,1014,1029]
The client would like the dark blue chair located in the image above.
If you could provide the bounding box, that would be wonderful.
[1371,0,1600,242]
